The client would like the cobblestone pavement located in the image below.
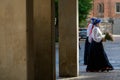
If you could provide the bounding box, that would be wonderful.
[57,35,120,80]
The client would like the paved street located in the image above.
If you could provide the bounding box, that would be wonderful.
[80,35,120,71]
[57,35,120,80]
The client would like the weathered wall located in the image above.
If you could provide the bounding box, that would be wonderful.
[0,0,27,80]
[113,18,120,34]
[32,0,56,80]
[59,0,79,77]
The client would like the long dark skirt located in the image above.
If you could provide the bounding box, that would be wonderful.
[86,40,114,72]
[84,37,90,65]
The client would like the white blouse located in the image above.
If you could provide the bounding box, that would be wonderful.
[87,23,93,37]
[91,26,103,42]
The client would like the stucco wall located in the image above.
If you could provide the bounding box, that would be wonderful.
[0,0,27,80]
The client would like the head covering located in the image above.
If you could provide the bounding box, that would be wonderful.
[91,17,97,24]
[93,19,101,25]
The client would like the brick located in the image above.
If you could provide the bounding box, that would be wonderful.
[89,0,120,18]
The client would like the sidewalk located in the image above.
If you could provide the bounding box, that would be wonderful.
[58,70,120,80]
[113,35,120,37]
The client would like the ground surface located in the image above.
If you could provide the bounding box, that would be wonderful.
[57,35,120,80]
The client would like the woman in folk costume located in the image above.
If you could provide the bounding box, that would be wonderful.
[84,18,96,65]
[86,19,114,72]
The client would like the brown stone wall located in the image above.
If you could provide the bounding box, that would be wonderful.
[0,0,27,80]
